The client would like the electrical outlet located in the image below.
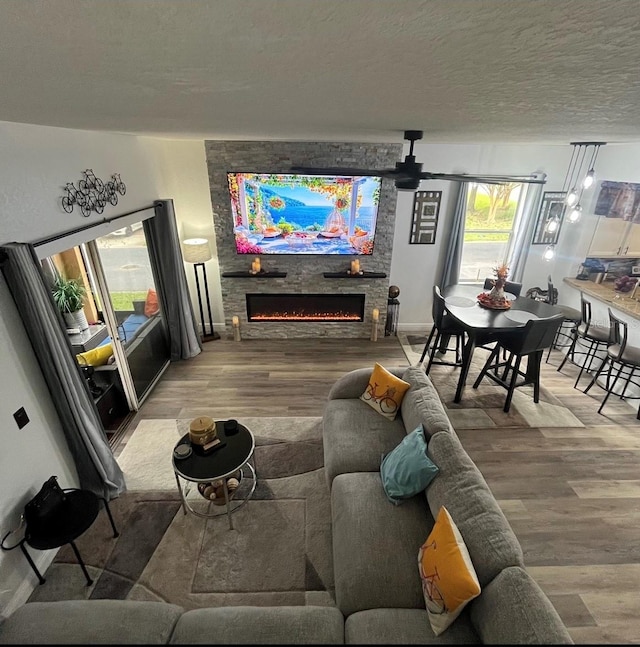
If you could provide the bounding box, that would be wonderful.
[13,407,29,429]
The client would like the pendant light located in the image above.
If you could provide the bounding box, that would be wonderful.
[543,245,555,261]
[560,142,606,224]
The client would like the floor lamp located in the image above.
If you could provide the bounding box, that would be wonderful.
[182,238,220,341]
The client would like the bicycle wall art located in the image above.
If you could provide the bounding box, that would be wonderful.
[61,169,126,218]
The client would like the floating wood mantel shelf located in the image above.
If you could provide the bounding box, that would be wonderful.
[221,270,287,278]
[323,271,387,279]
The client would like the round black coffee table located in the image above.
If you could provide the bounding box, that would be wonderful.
[172,420,256,528]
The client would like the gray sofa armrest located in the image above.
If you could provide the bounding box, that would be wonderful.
[0,600,183,644]
[470,566,573,644]
[327,366,406,401]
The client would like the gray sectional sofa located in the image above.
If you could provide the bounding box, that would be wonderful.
[0,365,572,644]
[324,365,573,644]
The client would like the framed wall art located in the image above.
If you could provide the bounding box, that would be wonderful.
[410,190,441,244]
[594,181,640,222]
[532,191,566,245]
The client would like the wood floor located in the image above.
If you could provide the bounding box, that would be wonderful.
[115,336,640,644]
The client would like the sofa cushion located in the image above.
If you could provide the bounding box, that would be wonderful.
[419,506,481,636]
[170,606,344,644]
[400,369,455,438]
[470,566,573,644]
[323,398,405,486]
[0,600,183,644]
[345,608,480,644]
[380,425,439,505]
[144,288,159,317]
[426,432,524,586]
[360,363,411,420]
[332,472,434,616]
[328,366,406,401]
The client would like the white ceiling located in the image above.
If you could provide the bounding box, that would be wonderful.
[2,0,640,144]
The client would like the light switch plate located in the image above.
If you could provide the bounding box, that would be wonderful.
[632,266,640,275]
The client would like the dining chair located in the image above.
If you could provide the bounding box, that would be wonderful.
[419,285,466,374]
[483,277,522,297]
[472,314,564,412]
[583,308,640,418]
[544,275,582,363]
[557,294,611,388]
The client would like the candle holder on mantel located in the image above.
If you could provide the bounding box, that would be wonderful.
[249,256,263,275]
[348,259,363,276]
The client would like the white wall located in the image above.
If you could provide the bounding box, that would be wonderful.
[147,139,222,330]
[0,121,211,615]
[389,142,640,328]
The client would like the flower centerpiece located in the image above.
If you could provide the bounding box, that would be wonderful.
[477,264,512,310]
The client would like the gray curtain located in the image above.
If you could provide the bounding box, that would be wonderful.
[508,172,547,281]
[438,182,468,288]
[0,243,126,500]
[145,199,202,360]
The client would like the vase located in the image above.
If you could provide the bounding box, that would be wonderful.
[64,310,89,331]
[489,286,506,301]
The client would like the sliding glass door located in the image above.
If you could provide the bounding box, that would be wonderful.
[88,222,170,404]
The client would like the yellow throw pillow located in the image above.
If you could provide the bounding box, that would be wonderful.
[360,362,411,420]
[418,506,481,636]
[76,343,114,367]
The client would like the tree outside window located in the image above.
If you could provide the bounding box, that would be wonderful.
[459,182,524,282]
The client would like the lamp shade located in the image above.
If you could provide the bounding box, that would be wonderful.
[183,238,212,263]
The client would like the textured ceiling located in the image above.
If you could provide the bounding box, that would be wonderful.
[1,0,640,143]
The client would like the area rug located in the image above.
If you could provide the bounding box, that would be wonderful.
[398,332,584,429]
[28,417,334,610]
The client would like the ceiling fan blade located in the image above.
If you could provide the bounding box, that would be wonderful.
[420,172,546,185]
[290,165,391,177]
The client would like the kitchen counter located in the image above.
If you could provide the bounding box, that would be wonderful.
[563,277,640,321]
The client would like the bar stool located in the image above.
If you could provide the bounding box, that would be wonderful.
[419,285,466,374]
[583,308,640,418]
[557,294,611,388]
[545,276,582,363]
[472,314,564,412]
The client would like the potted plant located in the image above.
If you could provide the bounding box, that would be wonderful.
[52,275,89,330]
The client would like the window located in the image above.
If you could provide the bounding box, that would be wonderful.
[459,182,527,282]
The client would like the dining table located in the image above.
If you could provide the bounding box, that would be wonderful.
[442,284,564,403]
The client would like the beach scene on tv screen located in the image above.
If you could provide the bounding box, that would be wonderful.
[228,173,382,255]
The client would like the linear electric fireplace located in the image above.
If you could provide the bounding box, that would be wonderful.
[246,293,366,322]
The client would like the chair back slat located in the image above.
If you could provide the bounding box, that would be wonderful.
[500,314,565,356]
[432,285,447,328]
[608,308,628,358]
[580,294,593,332]
[547,275,558,305]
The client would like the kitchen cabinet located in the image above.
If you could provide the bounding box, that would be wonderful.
[588,217,640,256]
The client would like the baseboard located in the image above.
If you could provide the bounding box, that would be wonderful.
[2,550,57,617]
[397,323,432,333]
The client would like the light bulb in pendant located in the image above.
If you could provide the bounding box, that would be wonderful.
[545,218,559,234]
[543,245,555,261]
[566,189,578,206]
[568,204,582,223]
[582,169,595,189]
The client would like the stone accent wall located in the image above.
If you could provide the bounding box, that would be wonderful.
[204,141,402,338]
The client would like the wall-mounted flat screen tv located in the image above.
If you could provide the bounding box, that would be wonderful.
[227,172,382,255]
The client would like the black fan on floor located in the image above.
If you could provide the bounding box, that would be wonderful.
[291,130,546,191]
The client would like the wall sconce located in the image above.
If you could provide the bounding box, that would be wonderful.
[560,142,606,224]
[543,245,555,261]
[183,238,220,342]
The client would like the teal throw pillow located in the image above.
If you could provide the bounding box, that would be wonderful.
[380,425,439,505]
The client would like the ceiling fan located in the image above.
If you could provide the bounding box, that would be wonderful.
[291,130,546,191]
